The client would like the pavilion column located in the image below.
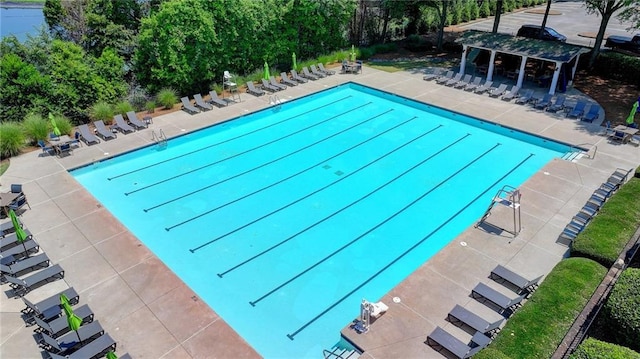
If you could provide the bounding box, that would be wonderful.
[460,45,468,74]
[569,53,581,87]
[487,50,496,81]
[516,55,528,88]
[548,61,562,95]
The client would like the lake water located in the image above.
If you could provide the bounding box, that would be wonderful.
[0,6,45,41]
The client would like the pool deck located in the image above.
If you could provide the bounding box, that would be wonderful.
[1,66,639,359]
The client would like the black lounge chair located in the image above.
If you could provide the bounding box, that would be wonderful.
[126,111,148,130]
[426,326,490,359]
[490,265,543,296]
[93,121,116,141]
[46,332,116,359]
[246,81,265,96]
[280,72,298,87]
[270,76,287,90]
[453,74,472,88]
[447,304,504,337]
[463,77,482,91]
[310,64,327,78]
[566,100,587,118]
[581,104,601,122]
[301,67,319,80]
[1,228,33,251]
[471,282,526,315]
[1,252,49,279]
[473,80,493,94]
[290,69,308,83]
[208,91,227,107]
[423,68,443,81]
[40,320,104,354]
[435,70,454,84]
[6,264,65,296]
[21,287,79,319]
[34,304,94,338]
[1,238,39,259]
[534,94,553,110]
[180,97,200,114]
[261,78,281,92]
[444,73,463,86]
[546,95,566,112]
[112,115,135,134]
[501,86,521,101]
[193,94,213,111]
[77,124,100,145]
[488,84,509,97]
[515,89,535,104]
[318,63,336,75]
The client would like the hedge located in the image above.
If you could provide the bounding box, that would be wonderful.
[592,52,640,87]
[483,258,607,359]
[569,338,640,359]
[600,268,640,351]
[571,178,640,267]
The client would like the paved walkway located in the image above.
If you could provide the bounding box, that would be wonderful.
[1,65,638,359]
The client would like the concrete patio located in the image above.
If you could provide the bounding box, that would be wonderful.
[1,65,638,359]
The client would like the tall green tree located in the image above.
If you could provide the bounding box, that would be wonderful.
[617,1,640,29]
[0,52,52,122]
[84,0,141,59]
[584,0,636,67]
[424,0,453,50]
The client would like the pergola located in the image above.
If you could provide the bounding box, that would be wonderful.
[456,30,591,94]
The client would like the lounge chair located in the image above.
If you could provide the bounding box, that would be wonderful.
[290,69,308,83]
[546,95,566,112]
[46,333,116,359]
[77,124,100,145]
[435,71,454,84]
[21,287,79,321]
[566,100,587,118]
[501,86,520,101]
[488,83,508,97]
[447,304,504,337]
[310,64,327,78]
[180,97,200,114]
[34,304,94,339]
[515,89,535,104]
[490,265,543,296]
[126,111,148,130]
[471,282,526,315]
[1,228,33,251]
[208,91,227,107]
[1,252,49,279]
[193,94,213,111]
[261,78,281,92]
[463,77,482,91]
[453,74,473,89]
[1,238,39,259]
[301,67,319,80]
[112,115,135,134]
[318,63,336,75]
[423,68,443,81]
[426,326,490,359]
[444,73,463,86]
[581,104,601,122]
[473,80,493,94]
[280,72,298,87]
[38,140,54,156]
[93,121,116,141]
[269,76,287,90]
[6,263,65,296]
[40,320,104,354]
[246,81,265,96]
[534,94,553,110]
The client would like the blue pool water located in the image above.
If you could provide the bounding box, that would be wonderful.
[71,83,570,358]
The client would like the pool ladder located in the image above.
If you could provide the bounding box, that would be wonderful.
[564,143,596,161]
[152,129,167,149]
[269,94,282,108]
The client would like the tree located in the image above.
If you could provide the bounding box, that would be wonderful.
[0,52,52,122]
[539,0,552,38]
[492,0,503,33]
[43,0,89,44]
[584,0,635,67]
[617,1,640,29]
[424,0,453,50]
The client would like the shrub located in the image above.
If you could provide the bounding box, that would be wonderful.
[145,100,156,113]
[53,115,73,136]
[479,0,491,17]
[157,88,178,109]
[572,178,640,267]
[0,122,25,159]
[114,101,134,116]
[593,52,640,87]
[600,268,640,351]
[127,87,150,112]
[22,113,49,144]
[90,101,114,124]
[487,258,607,359]
[570,338,640,359]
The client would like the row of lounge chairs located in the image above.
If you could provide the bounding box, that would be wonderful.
[558,168,632,244]
[76,111,150,146]
[1,212,130,358]
[181,91,230,115]
[427,265,543,358]
[245,64,336,97]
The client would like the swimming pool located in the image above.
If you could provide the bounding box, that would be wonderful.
[71,83,570,358]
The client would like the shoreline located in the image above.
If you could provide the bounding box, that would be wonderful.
[0,1,44,9]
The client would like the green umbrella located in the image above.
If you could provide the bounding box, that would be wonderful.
[106,351,118,359]
[292,52,297,71]
[626,100,638,125]
[49,113,61,136]
[264,61,270,81]
[350,45,356,62]
[61,293,83,344]
[9,209,29,258]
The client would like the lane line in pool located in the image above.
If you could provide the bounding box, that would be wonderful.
[218,133,471,279]
[144,108,396,212]
[187,125,447,252]
[108,95,354,181]
[285,153,536,340]
[125,101,372,196]
[248,142,499,307]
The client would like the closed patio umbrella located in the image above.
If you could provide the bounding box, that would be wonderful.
[626,98,639,126]
[264,61,270,81]
[106,351,118,359]
[9,209,29,258]
[61,293,83,344]
[292,52,297,71]
[350,45,356,62]
[49,113,61,136]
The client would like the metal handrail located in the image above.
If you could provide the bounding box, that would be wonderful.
[574,143,597,159]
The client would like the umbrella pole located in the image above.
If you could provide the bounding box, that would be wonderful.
[76,331,82,346]
[22,242,29,258]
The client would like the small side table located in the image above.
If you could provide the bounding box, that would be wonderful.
[143,116,153,125]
